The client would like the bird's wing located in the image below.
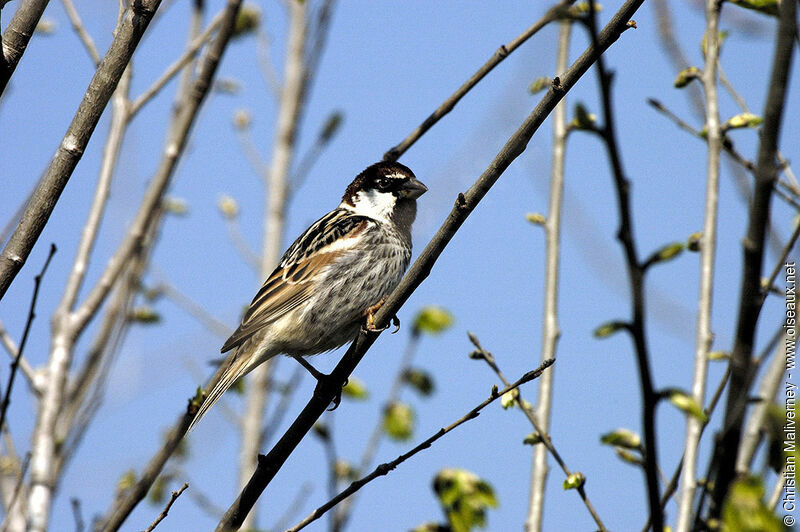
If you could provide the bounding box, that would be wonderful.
[220,210,373,353]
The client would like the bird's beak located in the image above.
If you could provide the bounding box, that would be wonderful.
[401,177,428,199]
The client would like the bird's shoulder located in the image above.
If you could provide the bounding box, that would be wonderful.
[279,207,377,268]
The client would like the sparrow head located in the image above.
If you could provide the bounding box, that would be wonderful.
[342,161,427,224]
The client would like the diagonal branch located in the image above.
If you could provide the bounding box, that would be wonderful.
[707,0,797,518]
[286,361,554,532]
[382,0,574,162]
[0,0,50,96]
[584,2,661,529]
[0,244,56,433]
[0,0,162,302]
[217,3,645,527]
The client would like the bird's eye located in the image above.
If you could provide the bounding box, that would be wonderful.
[375,177,392,190]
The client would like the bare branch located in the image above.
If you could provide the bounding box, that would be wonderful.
[0,244,55,433]
[143,482,189,532]
[383,0,574,162]
[96,2,246,527]
[0,0,50,96]
[675,1,723,529]
[332,331,422,530]
[0,320,37,393]
[584,2,661,528]
[286,361,554,532]
[0,0,162,302]
[707,0,797,518]
[60,0,101,66]
[129,12,224,117]
[218,3,646,526]
[528,19,572,532]
[57,66,132,318]
[469,334,607,531]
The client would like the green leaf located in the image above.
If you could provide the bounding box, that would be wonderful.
[708,350,729,361]
[129,306,161,324]
[525,212,546,225]
[687,232,702,252]
[563,472,586,490]
[667,389,709,422]
[647,242,684,265]
[117,469,137,495]
[614,447,644,466]
[403,368,435,397]
[600,428,641,450]
[528,77,551,94]
[523,432,543,445]
[413,306,455,335]
[570,102,597,131]
[341,376,369,400]
[593,320,627,338]
[500,388,519,409]
[383,402,415,441]
[722,476,783,532]
[148,475,168,505]
[217,195,240,219]
[433,469,498,532]
[674,66,701,88]
[722,112,763,132]
[232,4,261,38]
[727,0,779,16]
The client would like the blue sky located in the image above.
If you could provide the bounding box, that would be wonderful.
[1,0,798,530]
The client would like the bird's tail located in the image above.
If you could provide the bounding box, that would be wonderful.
[188,350,262,432]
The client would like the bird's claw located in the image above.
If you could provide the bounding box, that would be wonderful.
[360,299,399,333]
[327,387,343,411]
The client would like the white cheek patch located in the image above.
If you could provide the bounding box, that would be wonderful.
[349,189,397,223]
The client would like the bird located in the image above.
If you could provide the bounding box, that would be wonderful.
[188,161,427,431]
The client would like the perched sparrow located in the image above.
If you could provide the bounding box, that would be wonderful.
[189,161,427,430]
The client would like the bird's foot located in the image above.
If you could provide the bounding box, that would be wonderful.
[361,298,396,333]
[292,356,343,411]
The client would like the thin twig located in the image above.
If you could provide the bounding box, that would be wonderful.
[332,332,422,530]
[128,13,224,117]
[143,482,189,532]
[584,2,662,529]
[97,2,246,528]
[0,319,38,392]
[0,244,56,432]
[270,483,312,532]
[218,4,645,526]
[60,0,101,66]
[528,18,572,532]
[760,221,800,306]
[675,1,723,529]
[706,0,796,519]
[224,219,261,272]
[70,497,84,532]
[469,334,607,531]
[157,277,232,339]
[285,361,554,532]
[0,0,161,302]
[382,0,574,162]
